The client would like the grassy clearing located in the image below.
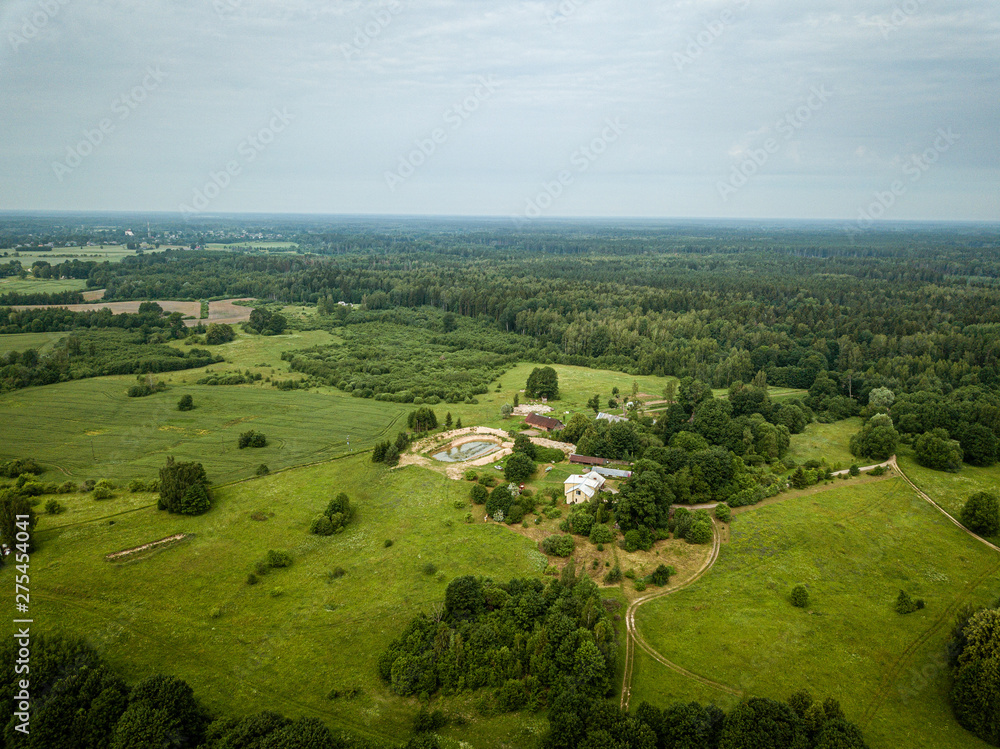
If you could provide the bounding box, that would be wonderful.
[786,417,861,469]
[632,478,999,749]
[0,374,405,484]
[14,456,552,744]
[897,450,1000,546]
[414,362,680,434]
[7,245,166,266]
[0,276,88,294]
[0,331,68,356]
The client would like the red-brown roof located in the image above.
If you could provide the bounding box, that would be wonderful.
[569,454,607,465]
[524,413,565,430]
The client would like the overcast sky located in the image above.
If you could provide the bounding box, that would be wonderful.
[1,0,998,221]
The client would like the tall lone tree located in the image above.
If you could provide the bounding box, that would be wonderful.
[158,457,211,516]
[524,367,559,400]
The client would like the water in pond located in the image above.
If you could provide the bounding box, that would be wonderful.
[433,441,501,462]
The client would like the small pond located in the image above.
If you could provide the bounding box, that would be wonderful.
[432,441,501,463]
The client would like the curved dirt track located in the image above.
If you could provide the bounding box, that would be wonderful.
[620,519,737,711]
[618,456,999,711]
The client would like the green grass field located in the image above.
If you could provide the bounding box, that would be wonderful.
[0,276,88,294]
[18,456,549,745]
[0,331,69,356]
[205,241,300,252]
[0,374,406,484]
[631,478,999,749]
[7,245,166,267]
[786,417,862,469]
[897,450,1000,546]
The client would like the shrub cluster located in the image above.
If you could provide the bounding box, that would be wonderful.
[309,492,355,535]
[238,430,267,449]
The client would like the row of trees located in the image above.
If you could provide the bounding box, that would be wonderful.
[545,691,869,749]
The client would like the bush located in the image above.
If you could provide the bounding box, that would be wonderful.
[715,503,731,523]
[896,590,920,614]
[44,499,64,515]
[384,539,393,547]
[266,550,293,568]
[177,394,194,411]
[960,491,1000,536]
[238,430,267,449]
[422,562,437,575]
[180,483,210,515]
[914,430,963,472]
[589,523,614,545]
[246,573,258,585]
[470,484,488,505]
[647,564,674,587]
[310,515,335,536]
[791,585,809,608]
[603,565,623,584]
[256,464,270,476]
[92,486,114,500]
[634,580,647,592]
[623,527,653,552]
[848,464,860,477]
[686,518,713,545]
[57,481,75,494]
[504,452,535,483]
[0,458,40,478]
[541,534,575,557]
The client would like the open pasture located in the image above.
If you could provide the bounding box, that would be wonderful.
[0,374,406,484]
[19,456,549,744]
[0,276,88,294]
[631,478,999,749]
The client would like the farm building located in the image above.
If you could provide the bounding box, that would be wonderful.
[596,411,628,423]
[564,471,606,504]
[524,412,565,431]
[569,454,607,466]
[593,466,632,479]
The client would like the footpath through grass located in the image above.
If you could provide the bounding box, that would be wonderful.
[632,477,999,749]
[897,451,1000,547]
[17,456,551,745]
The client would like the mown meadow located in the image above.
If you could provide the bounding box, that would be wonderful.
[631,477,999,749]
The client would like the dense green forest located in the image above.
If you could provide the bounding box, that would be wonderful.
[56,223,999,399]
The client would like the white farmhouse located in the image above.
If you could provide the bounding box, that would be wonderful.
[563,471,606,504]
